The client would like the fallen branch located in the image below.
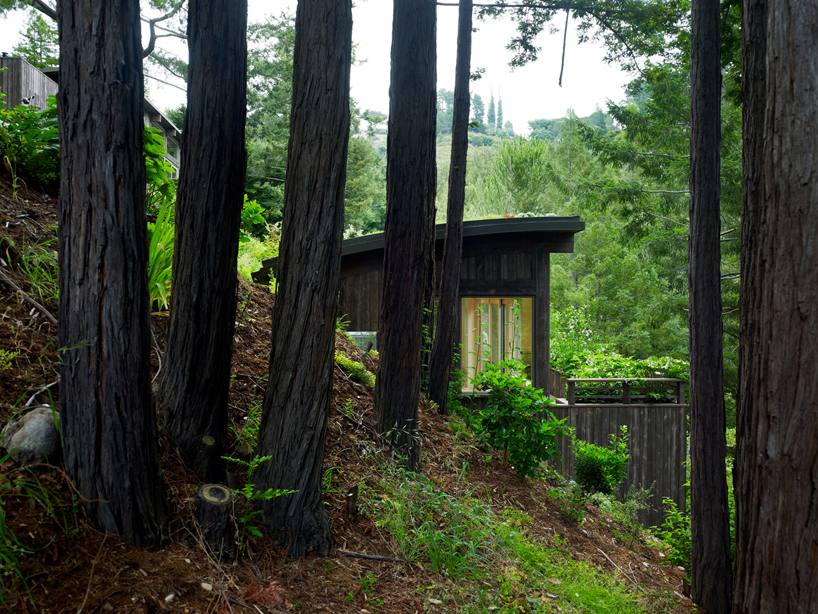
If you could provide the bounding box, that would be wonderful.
[597,548,646,594]
[24,379,59,407]
[0,268,58,326]
[335,549,405,563]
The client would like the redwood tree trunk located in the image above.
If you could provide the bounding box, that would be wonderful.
[427,0,472,414]
[158,0,248,482]
[733,1,818,611]
[734,1,765,610]
[252,0,352,559]
[688,0,732,610]
[373,0,437,471]
[57,0,167,546]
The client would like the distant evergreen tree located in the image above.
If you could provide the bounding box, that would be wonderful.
[471,93,485,130]
[13,11,58,69]
[487,92,496,131]
[497,97,504,132]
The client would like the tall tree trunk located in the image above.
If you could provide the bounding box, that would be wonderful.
[158,0,248,482]
[427,0,472,414]
[733,0,818,611]
[733,1,765,610]
[689,0,733,610]
[57,0,167,546]
[373,0,437,471]
[252,0,352,559]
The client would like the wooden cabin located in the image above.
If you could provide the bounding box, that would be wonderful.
[254,216,585,396]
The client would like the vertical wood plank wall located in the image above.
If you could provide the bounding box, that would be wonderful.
[549,404,687,529]
[0,58,58,110]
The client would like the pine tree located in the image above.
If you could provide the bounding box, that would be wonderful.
[497,96,504,133]
[13,11,58,69]
[487,91,496,131]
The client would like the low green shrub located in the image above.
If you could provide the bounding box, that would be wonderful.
[1,96,60,193]
[573,425,629,495]
[335,353,375,388]
[471,358,569,479]
[147,198,174,311]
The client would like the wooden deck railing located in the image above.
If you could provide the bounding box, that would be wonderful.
[566,378,686,405]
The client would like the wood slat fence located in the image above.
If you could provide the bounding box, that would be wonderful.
[542,373,688,529]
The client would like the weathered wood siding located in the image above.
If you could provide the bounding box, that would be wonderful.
[550,404,687,530]
[0,57,58,110]
[550,368,567,398]
[338,269,382,331]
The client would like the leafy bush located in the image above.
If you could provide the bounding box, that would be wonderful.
[573,425,629,495]
[335,353,375,388]
[144,126,176,215]
[653,494,691,577]
[237,222,280,282]
[146,198,174,311]
[1,96,60,193]
[471,358,569,479]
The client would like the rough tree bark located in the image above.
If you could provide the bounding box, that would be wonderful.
[158,0,247,482]
[733,1,765,610]
[57,0,167,546]
[688,0,733,610]
[733,0,818,611]
[252,0,352,559]
[427,0,472,414]
[373,0,437,471]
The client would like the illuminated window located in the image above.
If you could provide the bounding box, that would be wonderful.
[460,297,532,391]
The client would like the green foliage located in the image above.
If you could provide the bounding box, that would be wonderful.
[593,484,653,548]
[12,11,58,69]
[146,198,174,311]
[240,195,267,241]
[550,483,590,524]
[344,136,386,233]
[335,353,375,388]
[471,359,569,479]
[1,96,59,193]
[244,14,295,224]
[573,426,629,495]
[144,126,176,215]
[378,470,493,578]
[222,455,296,543]
[230,403,262,450]
[237,222,280,282]
[653,495,691,576]
[14,233,58,305]
[0,349,17,371]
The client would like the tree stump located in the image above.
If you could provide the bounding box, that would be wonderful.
[196,484,237,561]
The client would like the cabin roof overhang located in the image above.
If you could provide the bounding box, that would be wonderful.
[253,216,584,284]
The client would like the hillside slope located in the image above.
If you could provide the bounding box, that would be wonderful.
[0,174,695,613]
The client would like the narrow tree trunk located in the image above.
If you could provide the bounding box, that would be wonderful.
[373,0,437,471]
[427,0,472,414]
[733,1,818,611]
[57,0,167,546]
[689,0,732,610]
[158,0,248,482]
[733,1,765,610]
[252,0,352,559]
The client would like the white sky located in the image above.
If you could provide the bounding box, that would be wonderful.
[0,1,633,135]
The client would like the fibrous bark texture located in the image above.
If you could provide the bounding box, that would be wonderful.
[373,0,437,470]
[689,0,733,611]
[159,0,248,482]
[733,1,818,611]
[252,0,352,559]
[57,0,167,546]
[734,1,765,609]
[427,0,472,413]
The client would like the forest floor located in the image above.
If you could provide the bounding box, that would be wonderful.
[0,174,698,613]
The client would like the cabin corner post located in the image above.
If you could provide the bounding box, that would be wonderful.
[534,249,550,396]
